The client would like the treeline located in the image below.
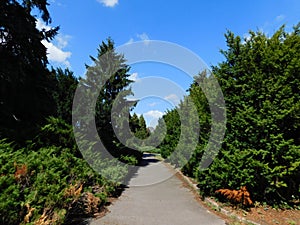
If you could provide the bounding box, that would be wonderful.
[158,25,300,207]
[0,1,141,224]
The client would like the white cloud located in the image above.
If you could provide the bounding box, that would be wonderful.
[125,33,151,45]
[148,102,158,107]
[36,19,52,31]
[137,32,150,45]
[126,38,134,45]
[276,14,285,22]
[137,33,149,41]
[164,94,180,105]
[144,110,164,118]
[41,40,71,67]
[143,110,164,127]
[56,34,71,49]
[129,72,138,81]
[36,19,72,67]
[97,0,118,7]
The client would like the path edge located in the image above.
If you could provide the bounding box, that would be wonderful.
[163,161,261,225]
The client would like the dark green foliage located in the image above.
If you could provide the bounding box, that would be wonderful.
[0,0,59,144]
[0,0,140,223]
[129,114,150,140]
[52,68,79,124]
[129,113,140,133]
[135,115,150,139]
[77,38,141,164]
[0,119,120,224]
[160,25,300,206]
[159,109,181,158]
[143,117,167,148]
[30,117,82,158]
[200,25,300,205]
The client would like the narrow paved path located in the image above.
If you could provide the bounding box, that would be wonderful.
[90,154,226,225]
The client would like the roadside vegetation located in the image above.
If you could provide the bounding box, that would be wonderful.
[0,1,141,224]
[158,24,300,209]
[0,0,299,224]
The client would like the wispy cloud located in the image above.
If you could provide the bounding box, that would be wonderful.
[56,34,72,49]
[164,94,180,105]
[125,33,151,45]
[36,19,72,67]
[148,102,158,107]
[137,33,149,41]
[275,14,285,22]
[97,0,118,7]
[137,32,150,45]
[143,110,164,127]
[126,38,134,45]
[129,72,139,81]
[144,110,164,118]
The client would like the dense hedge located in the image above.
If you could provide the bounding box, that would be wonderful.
[159,25,300,207]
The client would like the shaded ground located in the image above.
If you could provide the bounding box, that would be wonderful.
[89,153,226,225]
[220,203,300,225]
[174,171,300,225]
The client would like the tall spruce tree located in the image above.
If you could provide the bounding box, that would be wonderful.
[0,0,58,144]
[82,38,134,154]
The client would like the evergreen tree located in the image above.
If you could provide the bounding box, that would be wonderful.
[129,113,140,134]
[135,115,149,140]
[52,68,78,124]
[159,25,300,205]
[77,38,135,156]
[159,109,181,158]
[198,25,300,205]
[0,0,58,144]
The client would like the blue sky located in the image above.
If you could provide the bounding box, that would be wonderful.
[39,0,300,127]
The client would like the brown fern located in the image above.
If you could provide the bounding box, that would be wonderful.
[215,186,253,206]
[14,163,28,183]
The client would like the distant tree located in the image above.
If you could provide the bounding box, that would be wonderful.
[158,109,181,158]
[0,0,58,144]
[52,68,78,124]
[129,113,140,134]
[144,117,166,148]
[134,115,149,140]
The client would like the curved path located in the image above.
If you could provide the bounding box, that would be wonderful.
[90,153,226,225]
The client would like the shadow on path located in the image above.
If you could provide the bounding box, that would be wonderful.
[90,153,226,225]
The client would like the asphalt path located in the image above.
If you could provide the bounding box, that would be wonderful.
[90,153,226,225]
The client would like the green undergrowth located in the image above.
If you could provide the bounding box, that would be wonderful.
[0,117,136,225]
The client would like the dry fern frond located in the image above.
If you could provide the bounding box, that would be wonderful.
[215,186,253,206]
[23,203,35,224]
[64,183,83,198]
